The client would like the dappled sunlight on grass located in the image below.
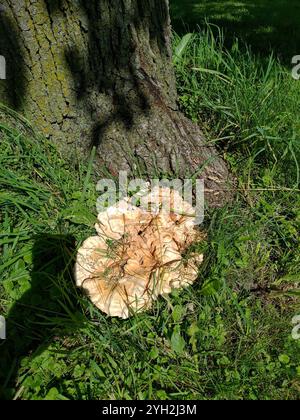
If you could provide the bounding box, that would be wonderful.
[171,0,300,62]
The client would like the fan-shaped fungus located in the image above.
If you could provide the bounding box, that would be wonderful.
[75,188,204,319]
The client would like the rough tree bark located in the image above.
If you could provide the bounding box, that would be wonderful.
[0,0,233,206]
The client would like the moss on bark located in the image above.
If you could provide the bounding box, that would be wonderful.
[0,0,233,206]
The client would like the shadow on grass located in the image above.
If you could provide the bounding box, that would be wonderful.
[170,0,300,63]
[0,234,79,400]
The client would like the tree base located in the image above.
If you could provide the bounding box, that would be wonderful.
[93,103,234,208]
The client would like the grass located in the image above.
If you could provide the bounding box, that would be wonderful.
[0,26,300,400]
[170,0,300,63]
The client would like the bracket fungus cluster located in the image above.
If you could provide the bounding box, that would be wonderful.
[75,187,204,319]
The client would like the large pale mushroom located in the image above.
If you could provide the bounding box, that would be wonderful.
[75,187,204,319]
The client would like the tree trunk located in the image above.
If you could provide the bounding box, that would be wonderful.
[0,0,233,206]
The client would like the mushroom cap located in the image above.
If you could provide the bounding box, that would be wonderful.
[75,235,153,319]
[80,275,152,319]
[75,187,204,318]
[152,254,204,297]
[95,199,152,241]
